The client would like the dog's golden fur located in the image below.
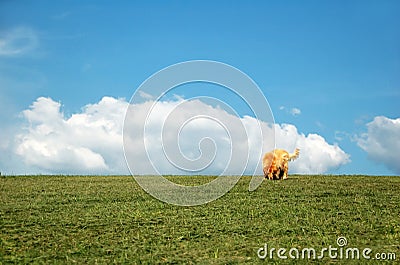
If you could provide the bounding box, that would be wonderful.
[262,148,299,180]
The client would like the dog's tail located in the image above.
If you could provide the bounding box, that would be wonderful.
[288,148,300,161]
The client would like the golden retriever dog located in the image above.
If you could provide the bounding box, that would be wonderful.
[262,148,300,180]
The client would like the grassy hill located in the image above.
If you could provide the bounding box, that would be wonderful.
[1,175,399,264]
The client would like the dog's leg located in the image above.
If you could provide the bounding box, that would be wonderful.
[282,171,288,180]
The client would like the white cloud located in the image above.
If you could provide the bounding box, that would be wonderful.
[356,116,400,174]
[290,107,301,116]
[334,130,350,141]
[14,97,128,174]
[279,106,301,116]
[8,96,349,175]
[124,98,272,176]
[0,27,39,56]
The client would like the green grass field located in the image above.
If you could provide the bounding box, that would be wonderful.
[1,175,399,264]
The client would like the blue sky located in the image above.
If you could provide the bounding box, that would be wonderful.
[1,1,399,175]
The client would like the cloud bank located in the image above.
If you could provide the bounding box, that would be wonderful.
[5,96,350,175]
[356,116,400,174]
[14,97,128,174]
